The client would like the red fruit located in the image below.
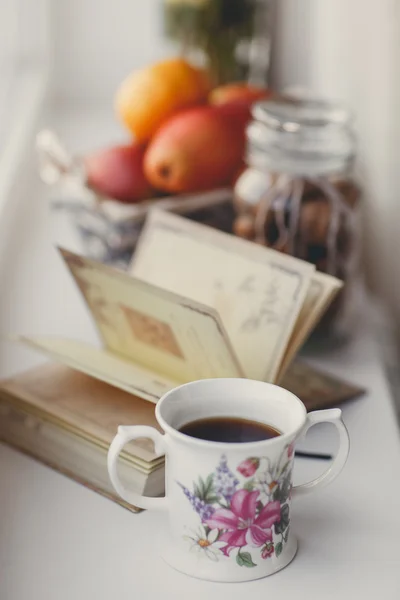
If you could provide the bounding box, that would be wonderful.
[211,85,272,145]
[144,106,244,194]
[84,143,154,203]
[209,83,271,106]
[213,100,254,143]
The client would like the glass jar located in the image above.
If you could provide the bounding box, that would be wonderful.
[233,96,362,337]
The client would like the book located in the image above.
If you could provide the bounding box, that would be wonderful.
[0,361,364,512]
[14,209,344,398]
[281,360,365,411]
[0,363,165,512]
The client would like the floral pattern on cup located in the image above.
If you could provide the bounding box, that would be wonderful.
[179,445,293,567]
[183,526,226,562]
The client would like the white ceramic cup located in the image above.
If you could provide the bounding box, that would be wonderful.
[107,378,350,582]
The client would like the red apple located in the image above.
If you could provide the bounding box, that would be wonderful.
[84,143,154,203]
[211,85,273,148]
[209,83,272,106]
[213,100,254,144]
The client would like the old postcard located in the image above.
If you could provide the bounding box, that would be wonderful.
[60,249,242,383]
[14,336,176,402]
[17,247,243,402]
[130,209,315,381]
[15,212,344,403]
[277,271,343,380]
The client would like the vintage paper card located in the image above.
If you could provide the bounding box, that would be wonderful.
[277,271,343,380]
[131,210,315,382]
[59,249,243,383]
[15,336,177,402]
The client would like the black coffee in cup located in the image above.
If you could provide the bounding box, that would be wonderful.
[179,416,281,443]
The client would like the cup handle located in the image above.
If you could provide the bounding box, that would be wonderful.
[107,425,168,511]
[292,409,350,498]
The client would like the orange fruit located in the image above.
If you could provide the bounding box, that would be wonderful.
[115,58,210,143]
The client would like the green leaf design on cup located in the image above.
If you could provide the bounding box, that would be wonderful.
[194,474,217,503]
[283,527,290,544]
[273,473,291,503]
[243,479,255,491]
[237,550,256,568]
[274,503,290,534]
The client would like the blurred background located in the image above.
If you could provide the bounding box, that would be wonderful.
[0,0,399,342]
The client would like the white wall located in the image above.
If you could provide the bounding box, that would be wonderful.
[51,0,169,104]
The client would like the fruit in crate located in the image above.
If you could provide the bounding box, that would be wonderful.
[211,84,272,140]
[213,102,255,146]
[144,106,244,194]
[209,83,271,106]
[115,58,210,143]
[84,143,154,203]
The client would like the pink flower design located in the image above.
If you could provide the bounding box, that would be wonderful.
[287,443,295,459]
[261,542,274,559]
[237,457,260,478]
[205,489,281,555]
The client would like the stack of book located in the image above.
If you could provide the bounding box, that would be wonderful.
[0,364,164,512]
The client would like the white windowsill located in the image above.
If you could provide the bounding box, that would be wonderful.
[0,65,48,231]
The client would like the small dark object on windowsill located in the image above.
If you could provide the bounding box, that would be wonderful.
[295,450,333,461]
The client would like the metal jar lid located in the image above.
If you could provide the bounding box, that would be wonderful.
[246,96,356,175]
